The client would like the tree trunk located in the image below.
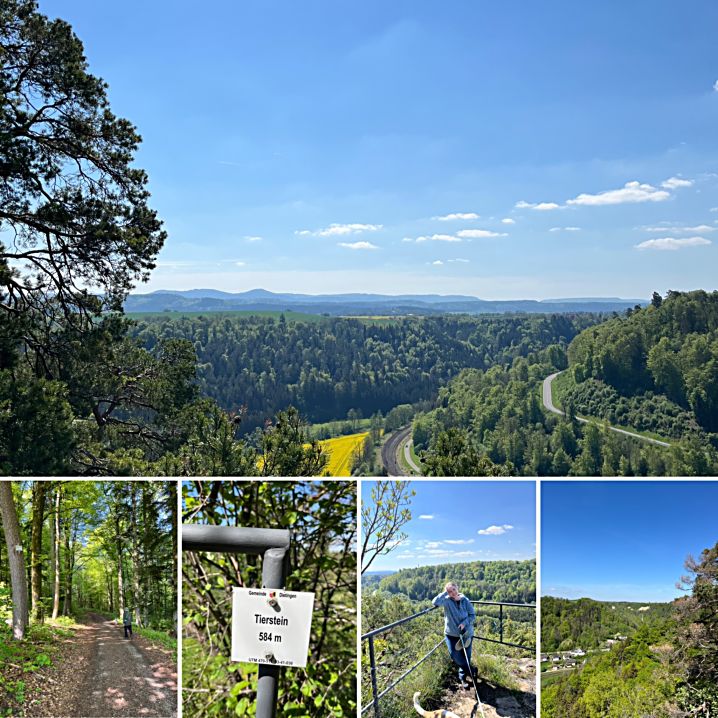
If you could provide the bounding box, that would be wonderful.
[130,484,143,627]
[52,487,61,619]
[115,510,125,616]
[168,480,177,602]
[30,481,47,623]
[0,481,29,640]
[62,518,72,616]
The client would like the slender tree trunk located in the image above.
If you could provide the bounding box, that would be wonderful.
[115,510,125,616]
[0,481,29,640]
[130,484,143,627]
[30,481,47,623]
[168,480,177,602]
[52,488,61,619]
[62,518,73,616]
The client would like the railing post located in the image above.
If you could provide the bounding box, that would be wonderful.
[182,525,291,718]
[256,546,288,718]
[368,634,381,718]
[499,603,504,644]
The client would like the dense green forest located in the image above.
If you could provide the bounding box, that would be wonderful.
[559,289,718,436]
[183,481,356,718]
[362,560,536,718]
[541,543,718,717]
[541,597,673,652]
[133,312,595,432]
[412,293,718,475]
[377,559,536,603]
[0,480,176,716]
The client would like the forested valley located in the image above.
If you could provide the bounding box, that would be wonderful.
[362,560,536,718]
[0,480,177,717]
[541,542,718,717]
[413,290,718,476]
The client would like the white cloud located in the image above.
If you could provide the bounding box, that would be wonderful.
[433,212,480,221]
[635,236,711,251]
[244,235,263,242]
[515,200,561,211]
[661,177,693,189]
[549,227,582,232]
[457,229,508,238]
[432,260,444,265]
[401,237,414,242]
[477,524,514,536]
[643,224,715,233]
[425,541,442,549]
[711,207,718,212]
[714,80,718,92]
[501,218,516,224]
[415,234,462,243]
[444,539,475,545]
[567,181,670,206]
[447,258,470,263]
[235,261,247,267]
[338,241,378,250]
[299,223,383,237]
[418,514,434,520]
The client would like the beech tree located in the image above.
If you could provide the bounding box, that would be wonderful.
[0,480,28,638]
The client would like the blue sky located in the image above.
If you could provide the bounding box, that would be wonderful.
[41,0,718,298]
[363,480,536,571]
[542,481,718,602]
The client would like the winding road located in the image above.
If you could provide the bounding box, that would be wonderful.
[381,426,422,476]
[542,371,671,448]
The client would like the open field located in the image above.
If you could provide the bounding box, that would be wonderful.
[318,431,369,476]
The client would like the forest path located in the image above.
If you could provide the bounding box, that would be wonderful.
[542,371,671,448]
[438,657,536,718]
[29,612,177,718]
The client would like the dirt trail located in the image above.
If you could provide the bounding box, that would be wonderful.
[28,612,177,718]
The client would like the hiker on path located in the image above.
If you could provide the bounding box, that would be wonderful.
[123,607,133,639]
[433,582,477,687]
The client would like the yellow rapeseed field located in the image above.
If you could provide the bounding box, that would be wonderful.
[318,432,369,477]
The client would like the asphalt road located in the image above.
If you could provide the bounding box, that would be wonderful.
[381,426,413,476]
[403,436,423,474]
[542,371,671,448]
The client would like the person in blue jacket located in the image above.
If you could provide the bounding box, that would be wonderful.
[432,582,477,686]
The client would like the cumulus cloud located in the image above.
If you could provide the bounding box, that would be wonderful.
[501,218,516,224]
[567,181,670,206]
[478,524,514,536]
[661,177,694,189]
[444,539,475,545]
[298,223,382,237]
[515,200,561,210]
[635,236,711,251]
[415,234,462,243]
[419,514,434,520]
[457,229,508,238]
[432,260,444,265]
[714,80,718,92]
[338,241,378,250]
[433,212,480,221]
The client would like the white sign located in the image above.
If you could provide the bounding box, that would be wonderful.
[231,587,314,667]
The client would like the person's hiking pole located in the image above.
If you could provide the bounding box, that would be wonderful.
[457,628,486,718]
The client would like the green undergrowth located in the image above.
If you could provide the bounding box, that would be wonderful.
[0,621,76,716]
[136,626,177,652]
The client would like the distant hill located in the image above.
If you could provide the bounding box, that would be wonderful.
[125,289,643,316]
[361,570,396,589]
[376,559,535,604]
[542,596,674,651]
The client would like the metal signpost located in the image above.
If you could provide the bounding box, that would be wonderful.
[182,524,292,718]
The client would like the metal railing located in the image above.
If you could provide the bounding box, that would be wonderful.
[361,599,536,717]
[183,525,291,718]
